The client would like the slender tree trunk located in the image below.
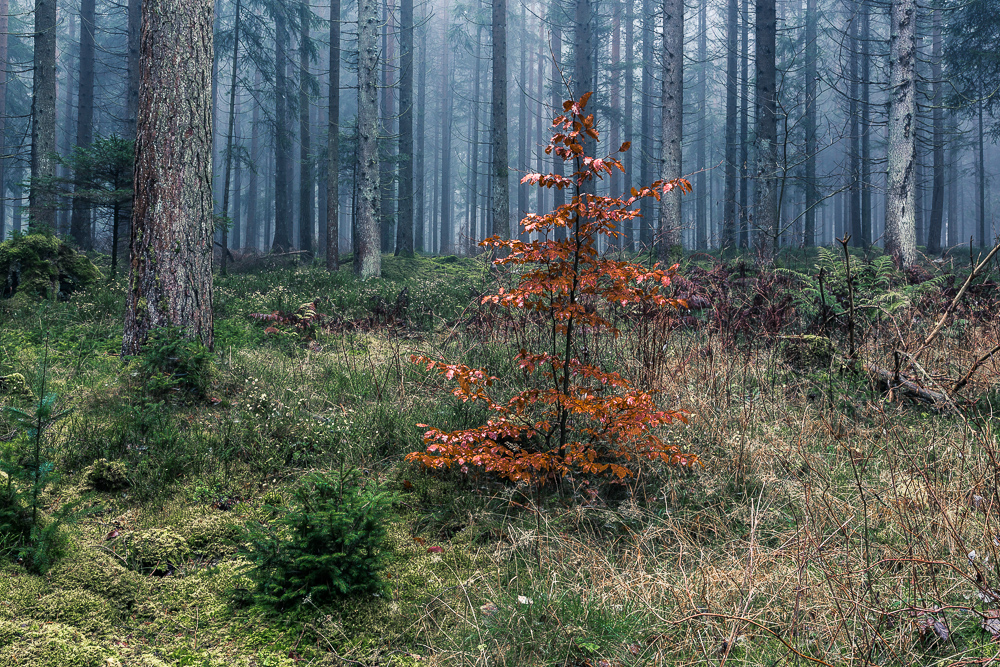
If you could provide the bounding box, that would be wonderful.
[753,0,777,257]
[848,5,861,245]
[299,0,314,256]
[467,11,484,250]
[396,0,414,255]
[69,0,96,248]
[379,0,395,251]
[860,0,872,245]
[29,0,57,230]
[233,126,243,249]
[327,0,341,268]
[551,22,565,241]
[639,0,653,248]
[658,0,683,260]
[946,115,958,248]
[623,0,634,249]
[127,0,141,138]
[219,0,242,274]
[516,3,527,241]
[927,9,944,254]
[739,0,749,247]
[695,0,706,250]
[574,0,594,158]
[535,21,546,220]
[247,70,261,251]
[884,0,917,267]
[723,0,739,248]
[491,0,510,240]
[439,3,453,253]
[123,0,215,354]
[610,0,622,247]
[0,0,9,239]
[272,9,293,251]
[414,8,426,253]
[977,97,986,247]
[356,0,381,275]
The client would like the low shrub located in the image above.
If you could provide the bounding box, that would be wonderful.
[243,470,392,610]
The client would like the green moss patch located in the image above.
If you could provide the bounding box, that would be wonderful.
[0,233,101,301]
[0,622,117,667]
[46,548,142,612]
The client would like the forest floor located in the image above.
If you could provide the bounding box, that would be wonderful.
[1,246,999,667]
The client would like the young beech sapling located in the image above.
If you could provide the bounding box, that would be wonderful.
[408,93,697,484]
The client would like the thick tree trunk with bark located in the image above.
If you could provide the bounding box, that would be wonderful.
[658,0,683,260]
[396,0,414,255]
[884,0,917,268]
[29,0,57,230]
[123,0,214,355]
[327,0,341,269]
[491,0,510,240]
[356,0,381,276]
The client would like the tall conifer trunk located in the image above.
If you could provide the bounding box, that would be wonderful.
[29,0,57,230]
[123,0,214,354]
[491,0,510,240]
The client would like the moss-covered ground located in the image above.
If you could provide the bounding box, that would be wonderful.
[1,249,999,666]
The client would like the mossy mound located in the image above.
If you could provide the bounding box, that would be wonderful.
[85,459,130,492]
[0,373,33,400]
[27,589,118,635]
[0,232,101,301]
[129,529,189,574]
[0,622,118,667]
[47,549,142,611]
[177,511,242,559]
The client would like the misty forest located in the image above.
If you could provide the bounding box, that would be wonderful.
[1,0,1000,663]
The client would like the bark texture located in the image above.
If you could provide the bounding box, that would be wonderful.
[753,0,778,256]
[658,0,683,259]
[123,0,215,355]
[299,1,314,255]
[723,0,739,248]
[70,0,97,249]
[395,0,414,255]
[327,0,341,269]
[884,0,917,268]
[29,0,57,230]
[491,0,510,240]
[356,0,381,277]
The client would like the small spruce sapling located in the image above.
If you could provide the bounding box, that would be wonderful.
[408,94,697,484]
[1,345,75,572]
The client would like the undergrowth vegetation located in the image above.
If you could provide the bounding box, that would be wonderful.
[2,146,1000,665]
